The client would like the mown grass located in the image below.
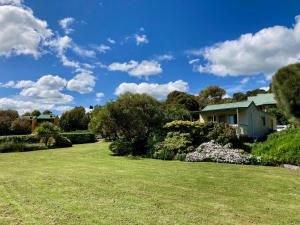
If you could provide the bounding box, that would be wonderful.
[0,142,299,225]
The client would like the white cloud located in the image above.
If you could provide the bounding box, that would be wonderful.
[156,54,174,61]
[20,75,73,104]
[115,80,189,100]
[0,98,55,114]
[49,36,94,70]
[0,4,52,58]
[0,0,22,6]
[0,80,34,88]
[240,77,250,84]
[108,60,162,78]
[108,60,138,72]
[96,92,104,102]
[73,45,96,58]
[260,86,270,91]
[134,34,149,45]
[107,38,115,44]
[188,58,200,64]
[193,16,300,77]
[96,92,104,98]
[59,17,75,34]
[97,44,111,54]
[67,71,96,94]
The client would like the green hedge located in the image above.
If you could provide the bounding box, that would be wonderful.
[0,132,96,145]
[61,132,96,144]
[252,129,300,166]
[0,142,47,153]
[0,135,39,144]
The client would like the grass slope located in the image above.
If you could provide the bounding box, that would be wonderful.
[0,142,299,225]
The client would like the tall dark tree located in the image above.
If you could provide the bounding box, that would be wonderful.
[0,110,19,135]
[166,91,199,111]
[199,86,226,105]
[31,110,41,117]
[272,63,300,120]
[233,92,247,102]
[246,88,267,97]
[60,107,90,131]
[43,110,52,115]
[22,112,31,116]
[89,93,165,155]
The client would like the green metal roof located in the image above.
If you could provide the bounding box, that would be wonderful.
[201,101,253,112]
[247,93,276,106]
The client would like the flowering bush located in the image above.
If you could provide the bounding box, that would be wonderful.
[186,141,260,164]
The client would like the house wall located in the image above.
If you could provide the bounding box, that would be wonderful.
[246,104,276,138]
[200,105,277,138]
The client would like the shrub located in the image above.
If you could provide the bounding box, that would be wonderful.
[0,109,19,135]
[56,136,72,148]
[61,132,96,144]
[153,132,194,160]
[164,121,211,146]
[207,123,238,146]
[0,134,39,144]
[34,122,61,146]
[176,153,187,161]
[11,118,32,135]
[60,107,90,132]
[109,139,133,156]
[0,142,46,153]
[252,128,300,165]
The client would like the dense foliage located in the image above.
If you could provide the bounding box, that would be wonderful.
[266,108,289,125]
[60,107,90,132]
[166,91,199,111]
[252,129,300,165]
[0,142,46,153]
[10,118,32,135]
[272,63,300,122]
[153,132,194,160]
[61,132,96,144]
[0,110,19,135]
[34,122,61,147]
[0,134,39,144]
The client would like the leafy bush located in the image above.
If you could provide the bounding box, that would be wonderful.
[34,122,61,147]
[61,132,96,144]
[0,110,19,135]
[207,123,238,146]
[109,139,133,156]
[153,132,194,160]
[0,134,39,144]
[0,142,46,153]
[60,107,90,132]
[164,120,216,146]
[56,136,73,148]
[11,118,32,135]
[176,153,187,161]
[252,128,300,165]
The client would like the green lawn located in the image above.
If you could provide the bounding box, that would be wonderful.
[0,142,299,225]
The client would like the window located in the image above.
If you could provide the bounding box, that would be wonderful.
[227,114,237,124]
[218,115,226,123]
[262,116,266,126]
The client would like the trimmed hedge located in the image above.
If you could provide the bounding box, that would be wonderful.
[0,142,47,153]
[0,132,96,145]
[0,135,39,144]
[61,132,96,144]
[252,128,300,166]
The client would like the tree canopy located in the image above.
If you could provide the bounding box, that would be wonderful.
[272,63,300,121]
[60,107,90,131]
[166,91,199,111]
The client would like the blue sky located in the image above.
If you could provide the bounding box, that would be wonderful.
[1,0,300,114]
